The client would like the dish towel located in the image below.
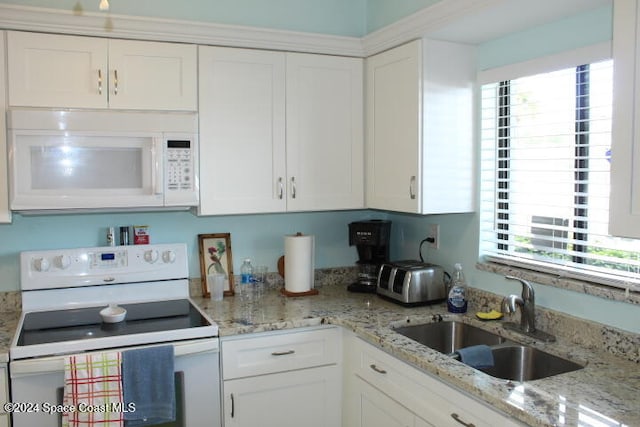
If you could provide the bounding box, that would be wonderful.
[62,351,124,427]
[122,345,175,427]
[455,345,495,369]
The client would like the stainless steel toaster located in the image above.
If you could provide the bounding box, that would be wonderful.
[376,260,447,306]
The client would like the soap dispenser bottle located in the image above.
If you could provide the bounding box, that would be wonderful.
[447,263,468,313]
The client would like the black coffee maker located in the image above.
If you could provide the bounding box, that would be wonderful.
[348,220,391,293]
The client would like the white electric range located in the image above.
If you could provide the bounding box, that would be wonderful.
[9,243,221,427]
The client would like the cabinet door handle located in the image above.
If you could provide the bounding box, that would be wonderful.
[97,69,103,95]
[113,69,119,95]
[291,177,296,199]
[271,350,295,356]
[278,177,284,199]
[409,176,416,200]
[230,393,235,418]
[369,364,387,374]
[451,413,475,427]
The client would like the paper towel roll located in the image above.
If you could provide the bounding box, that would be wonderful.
[284,233,315,293]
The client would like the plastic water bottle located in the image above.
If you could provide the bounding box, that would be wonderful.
[447,263,468,313]
[240,259,253,284]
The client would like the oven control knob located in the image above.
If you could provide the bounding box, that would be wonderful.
[55,255,72,270]
[162,250,177,264]
[33,257,50,272]
[144,250,159,263]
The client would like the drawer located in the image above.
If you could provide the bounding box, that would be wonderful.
[222,326,340,380]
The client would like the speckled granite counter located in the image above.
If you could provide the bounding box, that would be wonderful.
[0,279,636,427]
[0,311,20,363]
[192,281,639,427]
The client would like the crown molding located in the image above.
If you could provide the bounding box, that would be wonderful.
[0,4,365,57]
[361,0,506,55]
[0,1,523,58]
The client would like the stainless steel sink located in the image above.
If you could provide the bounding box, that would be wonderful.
[393,321,507,354]
[479,345,583,381]
[393,321,584,381]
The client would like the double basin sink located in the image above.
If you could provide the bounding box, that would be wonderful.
[393,321,583,381]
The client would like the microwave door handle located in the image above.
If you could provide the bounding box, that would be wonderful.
[153,138,164,196]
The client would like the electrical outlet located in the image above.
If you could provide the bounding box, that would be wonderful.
[427,224,440,249]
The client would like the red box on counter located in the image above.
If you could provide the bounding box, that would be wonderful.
[133,225,150,245]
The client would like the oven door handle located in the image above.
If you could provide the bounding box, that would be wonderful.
[10,338,219,376]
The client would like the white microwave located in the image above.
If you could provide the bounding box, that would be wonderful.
[7,109,199,213]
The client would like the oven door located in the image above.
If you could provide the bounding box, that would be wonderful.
[9,338,221,427]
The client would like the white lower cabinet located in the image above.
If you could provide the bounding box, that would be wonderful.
[351,376,433,427]
[223,365,340,427]
[343,331,522,427]
[220,326,341,427]
[0,364,9,426]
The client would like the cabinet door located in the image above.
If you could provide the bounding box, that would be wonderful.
[286,53,364,211]
[365,40,421,213]
[610,0,640,238]
[350,377,417,427]
[198,46,286,215]
[7,31,108,108]
[223,365,340,427]
[108,39,197,111]
[0,32,10,224]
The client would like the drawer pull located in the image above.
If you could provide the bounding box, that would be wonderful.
[451,413,475,427]
[369,364,387,374]
[230,393,235,418]
[271,350,295,356]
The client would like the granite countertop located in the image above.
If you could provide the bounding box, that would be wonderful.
[0,281,636,427]
[0,311,20,363]
[191,282,639,427]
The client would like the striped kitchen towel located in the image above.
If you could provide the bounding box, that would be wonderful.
[62,351,125,427]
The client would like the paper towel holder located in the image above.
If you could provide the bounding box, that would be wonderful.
[280,288,319,297]
[282,232,319,297]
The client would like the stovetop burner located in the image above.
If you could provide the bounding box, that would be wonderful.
[18,299,209,347]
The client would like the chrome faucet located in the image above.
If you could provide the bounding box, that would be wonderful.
[501,276,556,342]
[501,276,536,333]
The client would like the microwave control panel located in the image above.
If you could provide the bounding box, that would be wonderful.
[166,139,193,191]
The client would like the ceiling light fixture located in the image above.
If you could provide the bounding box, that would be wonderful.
[99,0,109,11]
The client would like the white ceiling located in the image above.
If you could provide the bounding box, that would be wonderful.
[428,0,611,44]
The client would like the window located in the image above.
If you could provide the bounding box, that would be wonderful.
[480,60,640,290]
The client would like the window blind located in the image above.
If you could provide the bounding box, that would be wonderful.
[480,60,640,291]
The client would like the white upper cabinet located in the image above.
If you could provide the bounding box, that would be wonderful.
[198,46,287,215]
[365,39,475,214]
[0,31,10,224]
[198,46,363,215]
[286,53,363,211]
[610,0,640,238]
[7,31,197,111]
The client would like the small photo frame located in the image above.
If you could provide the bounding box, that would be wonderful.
[198,233,234,297]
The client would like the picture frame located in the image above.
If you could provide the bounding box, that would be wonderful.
[198,233,234,297]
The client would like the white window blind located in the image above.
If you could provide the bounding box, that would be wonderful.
[480,60,640,290]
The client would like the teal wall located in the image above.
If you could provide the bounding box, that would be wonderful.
[0,210,377,291]
[365,0,441,33]
[478,5,613,71]
[0,0,447,37]
[0,0,368,36]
